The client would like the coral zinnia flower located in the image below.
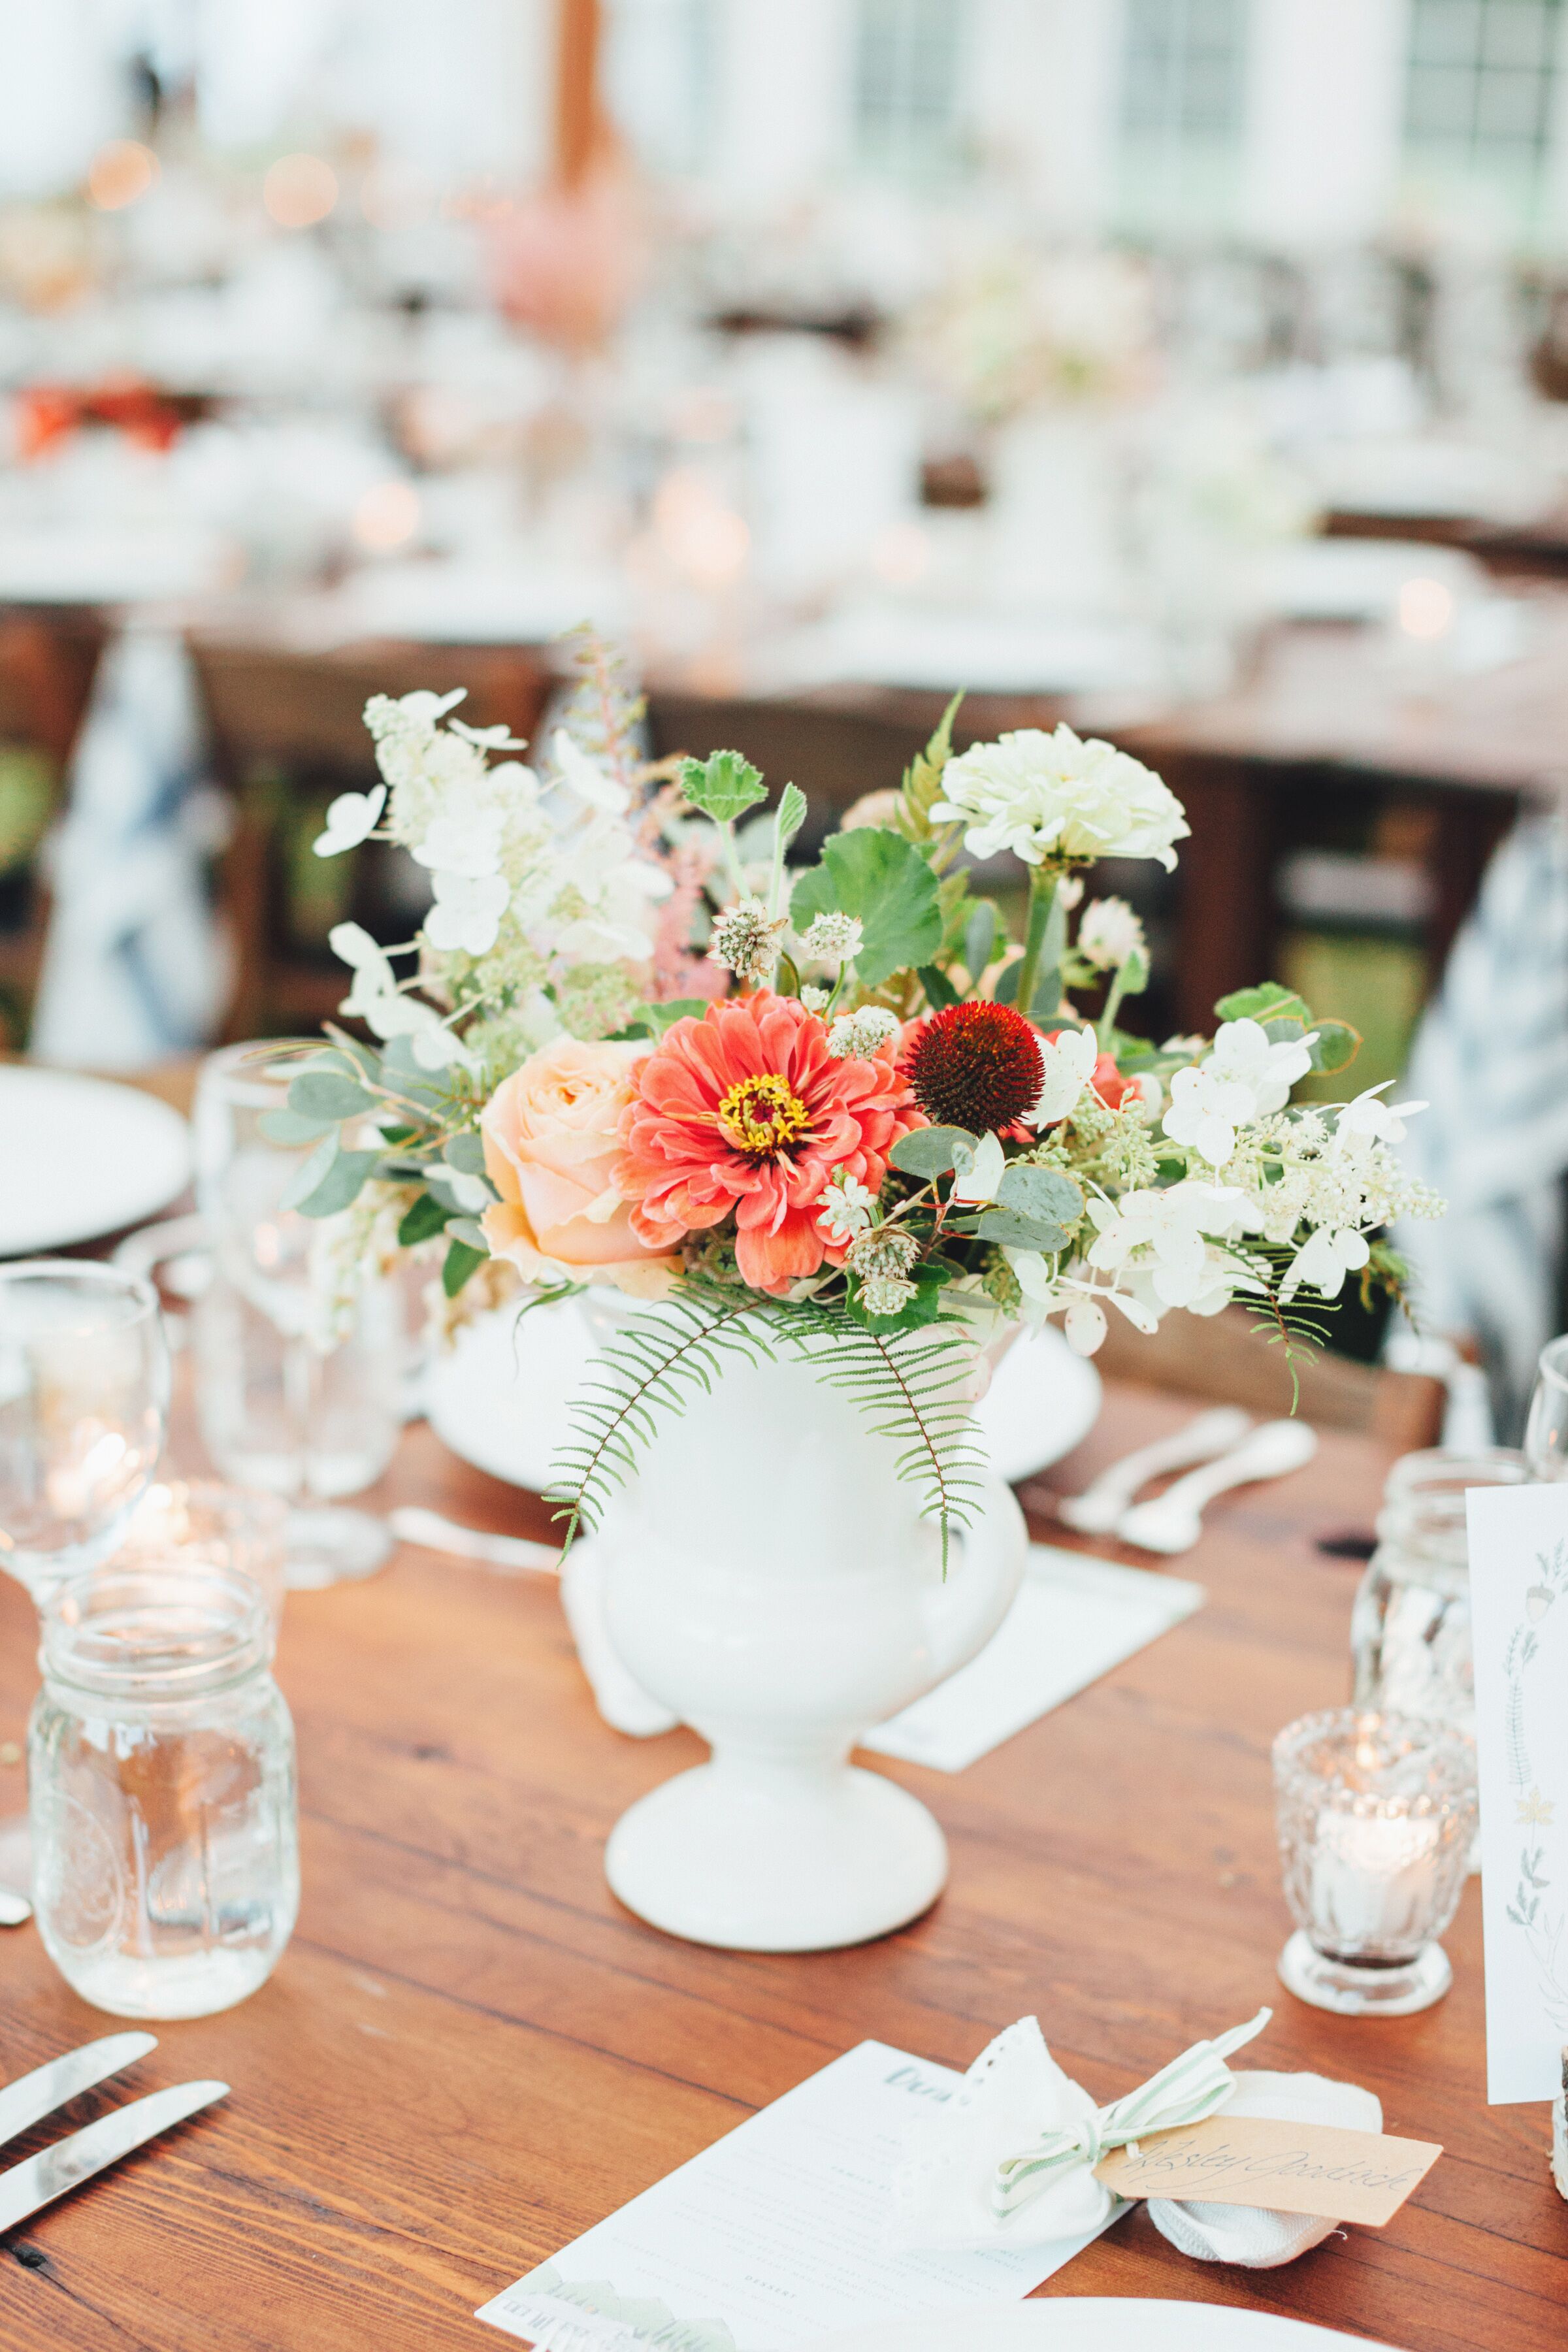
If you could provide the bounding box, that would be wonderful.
[902,1000,1043,1134]
[615,991,924,1294]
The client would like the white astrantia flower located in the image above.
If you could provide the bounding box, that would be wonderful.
[412,809,506,878]
[862,1274,918,1317]
[708,896,788,986]
[826,1006,899,1060]
[552,727,630,815]
[314,785,385,858]
[930,725,1190,872]
[817,1172,878,1245]
[951,1130,1007,1207]
[1031,1024,1098,1128]
[800,985,830,1012]
[424,870,510,956]
[1077,895,1146,972]
[800,912,864,963]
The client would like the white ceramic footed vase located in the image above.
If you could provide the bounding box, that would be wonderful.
[583,1300,1026,1952]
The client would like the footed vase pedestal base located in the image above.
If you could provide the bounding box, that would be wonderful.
[605,1757,947,1952]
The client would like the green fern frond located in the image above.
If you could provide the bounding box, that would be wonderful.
[546,1289,776,1551]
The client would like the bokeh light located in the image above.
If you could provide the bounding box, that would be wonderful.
[88,142,159,212]
[1397,576,1456,640]
[263,154,339,229]
[653,468,749,588]
[352,478,421,552]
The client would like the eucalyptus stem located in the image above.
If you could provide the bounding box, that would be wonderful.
[1011,868,1058,1020]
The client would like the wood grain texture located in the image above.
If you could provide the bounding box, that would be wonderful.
[0,1384,1560,2349]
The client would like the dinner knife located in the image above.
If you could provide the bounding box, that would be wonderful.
[0,2080,228,2235]
[0,2033,157,2153]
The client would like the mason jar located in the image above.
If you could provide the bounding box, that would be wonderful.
[1350,1448,1529,1738]
[29,1561,299,2019]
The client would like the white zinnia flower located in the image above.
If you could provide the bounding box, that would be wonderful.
[1077,895,1146,972]
[930,725,1189,872]
[1031,1024,1099,1128]
[313,785,385,858]
[424,870,510,956]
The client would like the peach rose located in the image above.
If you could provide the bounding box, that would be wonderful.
[480,1038,680,1298]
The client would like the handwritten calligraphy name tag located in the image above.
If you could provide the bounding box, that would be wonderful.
[1094,2116,1443,2226]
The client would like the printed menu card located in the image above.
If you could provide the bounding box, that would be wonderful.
[1467,1482,1568,2102]
[476,2040,1111,2349]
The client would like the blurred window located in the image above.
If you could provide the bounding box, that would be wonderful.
[852,0,964,176]
[1403,0,1563,231]
[1117,0,1250,235]
[604,0,716,179]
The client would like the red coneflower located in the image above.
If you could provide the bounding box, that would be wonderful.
[901,1000,1041,1134]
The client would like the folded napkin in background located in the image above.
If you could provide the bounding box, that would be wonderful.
[1147,2070,1383,2267]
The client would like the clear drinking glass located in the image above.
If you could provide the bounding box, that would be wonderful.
[0,1260,169,1598]
[192,1042,398,1589]
[1273,1706,1477,2017]
[1525,1335,1568,1478]
[116,1478,287,1639]
[29,1560,299,2019]
[1350,1447,1529,1739]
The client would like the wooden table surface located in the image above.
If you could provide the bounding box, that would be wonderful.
[0,1384,1561,2352]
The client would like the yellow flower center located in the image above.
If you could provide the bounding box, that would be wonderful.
[717,1071,810,1159]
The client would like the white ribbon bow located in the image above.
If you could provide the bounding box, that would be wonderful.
[892,2008,1272,2255]
[990,2008,1271,2219]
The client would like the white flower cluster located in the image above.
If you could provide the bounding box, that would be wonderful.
[329,691,673,1055]
[1077,896,1146,972]
[1163,1017,1318,1167]
[799,912,863,964]
[848,1226,919,1317]
[826,1006,900,1060]
[932,725,1190,873]
[817,1171,877,1246]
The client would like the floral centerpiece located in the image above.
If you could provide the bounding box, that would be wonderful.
[291,638,1437,1567]
[286,634,1441,1950]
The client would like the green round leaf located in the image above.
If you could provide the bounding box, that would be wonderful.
[790,826,943,988]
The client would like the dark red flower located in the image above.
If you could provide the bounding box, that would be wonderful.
[901,1001,1042,1134]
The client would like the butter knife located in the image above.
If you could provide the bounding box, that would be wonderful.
[0,2079,228,2234]
[0,2033,156,2152]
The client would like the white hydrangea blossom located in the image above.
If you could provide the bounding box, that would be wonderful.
[1030,1024,1098,1128]
[1163,1018,1318,1166]
[1085,1179,1253,1309]
[826,1005,900,1060]
[1077,896,1146,972]
[314,785,385,857]
[931,725,1190,872]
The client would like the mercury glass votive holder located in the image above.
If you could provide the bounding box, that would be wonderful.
[1273,1707,1477,2017]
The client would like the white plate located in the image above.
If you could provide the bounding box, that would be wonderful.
[0,1066,192,1256]
[425,1303,1100,1494]
[815,2299,1407,2352]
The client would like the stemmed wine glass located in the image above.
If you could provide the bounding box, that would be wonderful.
[190,1042,400,1588]
[1524,1335,1568,1478]
[0,1260,169,1598]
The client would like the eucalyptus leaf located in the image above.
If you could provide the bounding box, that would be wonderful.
[278,1134,338,1213]
[294,1149,380,1220]
[259,1108,337,1147]
[442,1238,487,1297]
[398,1192,452,1247]
[443,1132,488,1175]
[890,1125,975,1178]
[446,1216,490,1252]
[998,1164,1083,1226]
[955,1207,1071,1252]
[964,899,997,981]
[789,826,942,988]
[679,749,767,824]
[918,964,959,1009]
[289,1070,376,1120]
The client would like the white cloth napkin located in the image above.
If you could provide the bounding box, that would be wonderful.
[1147,2068,1383,2268]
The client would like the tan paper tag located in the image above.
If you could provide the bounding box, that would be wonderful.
[1093,2115,1442,2227]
